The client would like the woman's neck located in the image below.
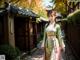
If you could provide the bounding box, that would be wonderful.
[50,21,55,25]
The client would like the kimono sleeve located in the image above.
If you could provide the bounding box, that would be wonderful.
[41,24,47,48]
[56,24,65,49]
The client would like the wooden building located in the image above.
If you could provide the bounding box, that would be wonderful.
[0,3,39,53]
[61,10,80,60]
[0,10,6,45]
[11,5,39,52]
[58,1,80,59]
[0,1,8,45]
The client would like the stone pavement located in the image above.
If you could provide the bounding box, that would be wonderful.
[23,49,44,60]
[22,40,77,60]
[64,40,76,60]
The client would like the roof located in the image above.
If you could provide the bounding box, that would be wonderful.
[10,4,39,18]
[0,3,39,18]
[0,8,6,16]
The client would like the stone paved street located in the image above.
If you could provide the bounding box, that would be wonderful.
[22,40,76,60]
[23,49,44,60]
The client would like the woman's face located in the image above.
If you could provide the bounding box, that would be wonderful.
[49,11,56,22]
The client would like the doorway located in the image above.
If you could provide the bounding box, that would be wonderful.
[14,17,29,52]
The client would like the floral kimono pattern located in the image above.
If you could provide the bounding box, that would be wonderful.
[42,23,65,60]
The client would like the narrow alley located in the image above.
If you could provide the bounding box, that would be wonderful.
[21,40,77,60]
[0,1,80,60]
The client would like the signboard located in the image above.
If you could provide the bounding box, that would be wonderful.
[0,55,5,60]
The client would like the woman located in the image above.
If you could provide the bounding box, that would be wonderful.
[41,9,65,60]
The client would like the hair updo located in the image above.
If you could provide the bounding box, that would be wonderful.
[47,9,57,17]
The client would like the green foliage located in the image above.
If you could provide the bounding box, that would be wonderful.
[67,9,80,24]
[0,44,21,60]
[0,0,5,8]
[54,0,67,15]
[38,10,48,19]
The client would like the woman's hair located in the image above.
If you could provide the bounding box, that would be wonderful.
[47,9,56,17]
[46,9,57,27]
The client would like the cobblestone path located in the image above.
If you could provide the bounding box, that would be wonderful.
[22,40,77,60]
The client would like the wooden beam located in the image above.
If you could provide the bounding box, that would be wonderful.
[27,19,31,54]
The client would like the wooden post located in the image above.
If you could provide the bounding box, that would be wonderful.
[5,0,15,48]
[36,23,38,41]
[25,20,28,51]
[8,14,15,48]
[34,22,37,47]
[25,19,30,53]
[29,17,34,50]
[28,18,31,54]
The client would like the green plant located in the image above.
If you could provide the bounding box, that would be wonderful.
[0,44,21,60]
[67,9,80,24]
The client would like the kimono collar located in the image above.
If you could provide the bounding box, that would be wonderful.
[49,22,56,27]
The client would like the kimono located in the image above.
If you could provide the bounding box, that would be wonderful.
[42,23,65,60]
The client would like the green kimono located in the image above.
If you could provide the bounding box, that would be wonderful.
[42,23,65,60]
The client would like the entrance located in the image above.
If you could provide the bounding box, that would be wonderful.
[14,17,29,52]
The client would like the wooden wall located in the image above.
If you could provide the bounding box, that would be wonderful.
[0,15,4,45]
[62,21,80,59]
[66,23,80,58]
[14,17,37,53]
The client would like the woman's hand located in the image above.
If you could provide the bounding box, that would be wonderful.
[56,46,61,60]
[60,45,65,52]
